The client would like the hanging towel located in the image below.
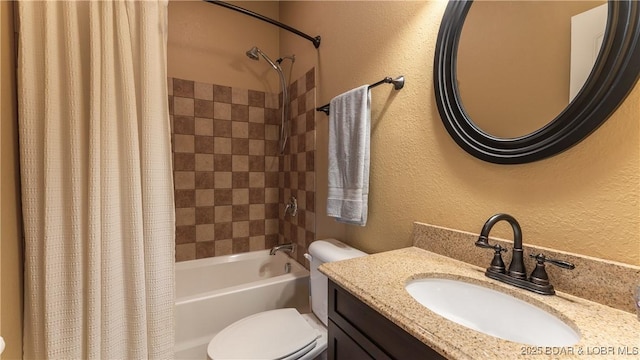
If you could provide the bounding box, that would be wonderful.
[327,85,371,226]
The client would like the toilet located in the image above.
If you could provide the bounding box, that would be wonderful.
[206,239,367,360]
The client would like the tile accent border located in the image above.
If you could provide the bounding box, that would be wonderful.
[412,222,640,313]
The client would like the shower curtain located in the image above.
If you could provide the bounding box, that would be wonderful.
[17,1,175,358]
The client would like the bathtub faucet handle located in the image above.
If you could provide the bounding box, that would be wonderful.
[284,196,298,217]
[269,243,295,256]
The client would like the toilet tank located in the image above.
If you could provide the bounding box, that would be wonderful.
[306,239,367,326]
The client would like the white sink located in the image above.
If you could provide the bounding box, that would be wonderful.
[405,278,580,346]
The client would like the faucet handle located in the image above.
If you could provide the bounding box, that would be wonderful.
[487,244,507,274]
[475,235,507,274]
[284,196,298,217]
[529,254,575,270]
[475,237,507,274]
[528,253,575,287]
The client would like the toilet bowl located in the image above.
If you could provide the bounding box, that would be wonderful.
[206,239,367,360]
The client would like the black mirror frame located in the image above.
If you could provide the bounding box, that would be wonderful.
[434,0,640,164]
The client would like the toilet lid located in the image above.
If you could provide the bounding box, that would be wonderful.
[208,308,320,360]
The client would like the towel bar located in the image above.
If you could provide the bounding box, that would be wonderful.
[316,76,405,115]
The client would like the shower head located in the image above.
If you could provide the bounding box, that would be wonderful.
[245,46,279,71]
[246,46,260,61]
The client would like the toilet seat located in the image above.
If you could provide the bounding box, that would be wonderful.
[207,308,320,360]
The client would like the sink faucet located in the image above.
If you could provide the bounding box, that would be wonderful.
[269,243,295,256]
[476,213,526,280]
[475,213,575,295]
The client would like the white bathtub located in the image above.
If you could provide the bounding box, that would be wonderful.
[175,250,310,359]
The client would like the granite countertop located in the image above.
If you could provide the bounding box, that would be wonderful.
[319,247,640,360]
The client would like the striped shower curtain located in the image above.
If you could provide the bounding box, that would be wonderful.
[17,1,175,358]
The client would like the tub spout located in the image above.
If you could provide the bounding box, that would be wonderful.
[269,243,295,256]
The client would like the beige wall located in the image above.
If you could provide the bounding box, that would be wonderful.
[1,1,24,359]
[168,0,281,92]
[280,1,640,266]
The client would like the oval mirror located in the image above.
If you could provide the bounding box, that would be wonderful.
[434,0,640,164]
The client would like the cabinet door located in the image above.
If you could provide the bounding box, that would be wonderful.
[328,280,446,360]
[328,320,375,360]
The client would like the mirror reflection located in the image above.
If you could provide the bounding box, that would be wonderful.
[457,0,607,138]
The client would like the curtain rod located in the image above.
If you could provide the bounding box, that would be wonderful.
[202,0,321,49]
[316,76,405,115]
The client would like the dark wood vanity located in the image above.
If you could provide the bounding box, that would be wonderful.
[327,280,445,360]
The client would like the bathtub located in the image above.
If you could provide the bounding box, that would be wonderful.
[175,250,310,359]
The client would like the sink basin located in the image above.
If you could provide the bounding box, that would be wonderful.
[405,278,580,346]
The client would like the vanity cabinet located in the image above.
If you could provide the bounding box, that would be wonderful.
[328,280,445,360]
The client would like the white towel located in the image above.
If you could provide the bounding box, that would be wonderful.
[327,85,371,226]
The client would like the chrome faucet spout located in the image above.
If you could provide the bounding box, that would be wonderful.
[269,243,295,256]
[478,213,525,279]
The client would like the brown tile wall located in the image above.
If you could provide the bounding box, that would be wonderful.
[169,68,316,262]
[170,77,282,261]
[279,68,316,266]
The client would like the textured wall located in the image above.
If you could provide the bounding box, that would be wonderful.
[168,0,280,91]
[279,1,640,266]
